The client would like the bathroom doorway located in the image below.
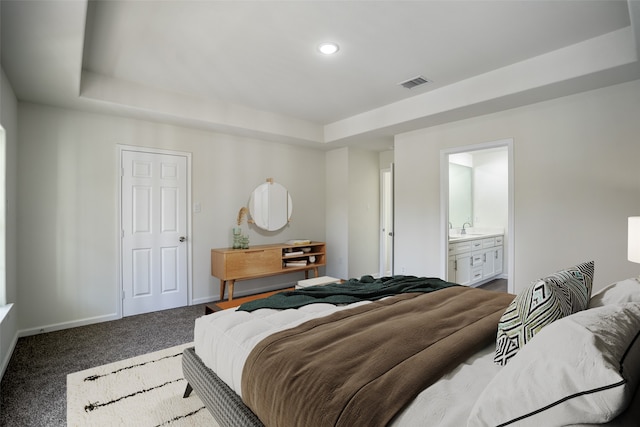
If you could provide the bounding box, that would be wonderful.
[441,139,514,293]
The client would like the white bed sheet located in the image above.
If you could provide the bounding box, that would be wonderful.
[194,302,501,426]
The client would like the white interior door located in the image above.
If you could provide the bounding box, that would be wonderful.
[380,165,394,277]
[121,150,188,316]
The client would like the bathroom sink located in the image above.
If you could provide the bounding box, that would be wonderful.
[449,233,487,240]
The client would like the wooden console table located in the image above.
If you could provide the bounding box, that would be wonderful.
[211,242,326,301]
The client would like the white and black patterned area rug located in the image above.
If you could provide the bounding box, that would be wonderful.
[67,343,218,426]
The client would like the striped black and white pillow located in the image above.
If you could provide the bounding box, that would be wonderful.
[494,261,594,366]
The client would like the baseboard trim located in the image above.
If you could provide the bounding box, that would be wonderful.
[18,312,120,338]
[191,296,218,306]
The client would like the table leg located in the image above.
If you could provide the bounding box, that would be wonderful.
[219,279,226,301]
[228,280,235,301]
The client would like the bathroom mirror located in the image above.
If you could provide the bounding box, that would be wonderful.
[449,162,473,228]
[248,180,292,231]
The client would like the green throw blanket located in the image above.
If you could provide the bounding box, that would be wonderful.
[236,275,459,312]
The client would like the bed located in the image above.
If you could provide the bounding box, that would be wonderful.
[183,264,640,426]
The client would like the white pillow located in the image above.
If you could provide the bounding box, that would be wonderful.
[468,302,640,427]
[589,278,640,308]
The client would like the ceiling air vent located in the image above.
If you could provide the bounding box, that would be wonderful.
[399,75,432,89]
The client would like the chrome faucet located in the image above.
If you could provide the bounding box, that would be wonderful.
[461,222,472,234]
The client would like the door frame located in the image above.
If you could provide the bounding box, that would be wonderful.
[116,144,193,318]
[439,138,514,294]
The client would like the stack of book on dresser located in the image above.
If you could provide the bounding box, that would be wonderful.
[283,250,307,267]
[284,250,305,257]
[284,259,308,267]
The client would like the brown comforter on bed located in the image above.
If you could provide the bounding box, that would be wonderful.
[241,286,514,427]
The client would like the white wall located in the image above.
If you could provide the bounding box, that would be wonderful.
[325,148,349,280]
[472,149,508,231]
[379,150,394,169]
[325,147,380,280]
[17,103,327,334]
[395,79,640,294]
[348,148,379,278]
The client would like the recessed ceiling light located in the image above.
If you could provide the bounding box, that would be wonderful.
[318,42,339,55]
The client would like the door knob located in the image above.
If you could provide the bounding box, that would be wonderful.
[179,236,186,242]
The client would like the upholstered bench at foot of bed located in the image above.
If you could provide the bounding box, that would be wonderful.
[182,347,264,427]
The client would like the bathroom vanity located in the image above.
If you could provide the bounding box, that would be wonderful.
[448,234,503,286]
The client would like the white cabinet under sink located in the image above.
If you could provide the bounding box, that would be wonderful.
[448,234,503,286]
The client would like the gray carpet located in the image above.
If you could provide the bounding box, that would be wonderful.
[0,303,207,426]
